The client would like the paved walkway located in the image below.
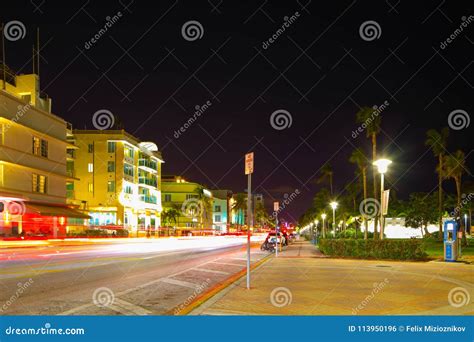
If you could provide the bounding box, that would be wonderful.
[190,241,473,315]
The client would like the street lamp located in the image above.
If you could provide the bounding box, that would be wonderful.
[330,201,338,237]
[321,213,327,238]
[373,158,392,240]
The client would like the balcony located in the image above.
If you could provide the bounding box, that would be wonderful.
[67,150,76,159]
[66,190,75,199]
[138,177,157,187]
[139,195,157,204]
[138,159,157,171]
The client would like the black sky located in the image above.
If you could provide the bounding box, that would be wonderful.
[2,0,473,223]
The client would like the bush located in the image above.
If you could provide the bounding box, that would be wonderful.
[335,228,374,239]
[319,238,427,260]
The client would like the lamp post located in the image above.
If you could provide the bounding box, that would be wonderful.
[373,158,392,240]
[314,219,319,244]
[330,202,338,237]
[321,213,327,238]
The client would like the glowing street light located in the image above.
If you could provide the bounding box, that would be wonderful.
[329,201,338,236]
[321,213,327,238]
[373,158,392,239]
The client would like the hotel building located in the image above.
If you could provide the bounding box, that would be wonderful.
[0,68,88,237]
[71,130,164,236]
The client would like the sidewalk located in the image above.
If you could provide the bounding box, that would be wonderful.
[189,240,474,315]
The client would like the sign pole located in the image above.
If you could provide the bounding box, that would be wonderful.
[274,202,279,257]
[244,152,254,290]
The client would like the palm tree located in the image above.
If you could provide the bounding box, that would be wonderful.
[317,163,334,195]
[356,107,382,238]
[349,148,370,239]
[444,150,468,245]
[254,202,269,228]
[232,193,247,231]
[425,128,449,240]
[194,186,213,229]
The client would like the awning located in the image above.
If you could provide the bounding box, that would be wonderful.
[25,203,91,219]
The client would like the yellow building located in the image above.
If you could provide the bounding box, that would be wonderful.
[0,68,88,237]
[161,176,213,233]
[71,130,164,236]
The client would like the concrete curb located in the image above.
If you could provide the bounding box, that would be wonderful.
[174,253,273,315]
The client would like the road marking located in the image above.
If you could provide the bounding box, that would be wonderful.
[160,278,200,289]
[230,257,247,261]
[192,268,230,275]
[109,298,153,315]
[210,262,244,267]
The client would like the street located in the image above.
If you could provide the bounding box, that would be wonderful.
[0,237,268,315]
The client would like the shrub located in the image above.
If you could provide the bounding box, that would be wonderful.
[319,238,427,260]
[335,228,374,239]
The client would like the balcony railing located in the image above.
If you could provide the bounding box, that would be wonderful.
[139,195,157,204]
[66,190,75,199]
[66,169,75,178]
[138,159,157,171]
[138,177,157,187]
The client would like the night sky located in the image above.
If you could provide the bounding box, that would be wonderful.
[2,1,473,223]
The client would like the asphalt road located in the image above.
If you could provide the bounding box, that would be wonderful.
[0,237,269,315]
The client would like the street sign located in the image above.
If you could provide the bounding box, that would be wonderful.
[245,152,254,175]
[273,202,279,211]
[382,189,390,215]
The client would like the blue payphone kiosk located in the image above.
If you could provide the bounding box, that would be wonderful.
[444,220,458,262]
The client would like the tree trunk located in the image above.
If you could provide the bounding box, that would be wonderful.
[438,154,443,241]
[363,168,368,240]
[372,133,378,239]
[456,177,467,246]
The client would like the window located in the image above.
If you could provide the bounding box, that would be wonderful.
[107,181,115,192]
[32,174,47,193]
[215,215,221,222]
[123,185,133,194]
[215,205,221,212]
[107,142,116,153]
[88,163,94,173]
[88,144,94,153]
[125,146,134,159]
[124,163,134,177]
[164,194,171,202]
[32,137,48,157]
[88,183,94,193]
[186,194,198,200]
[107,161,115,172]
[41,140,48,158]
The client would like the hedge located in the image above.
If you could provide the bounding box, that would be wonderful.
[318,238,427,260]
